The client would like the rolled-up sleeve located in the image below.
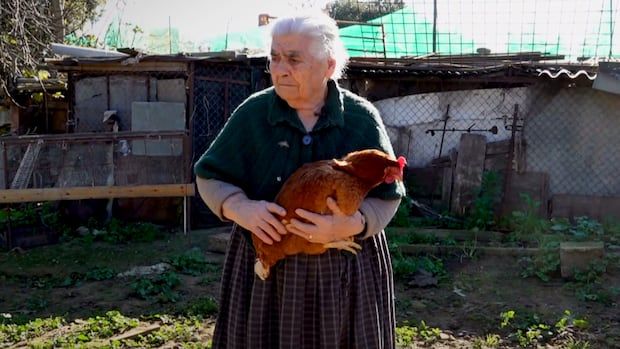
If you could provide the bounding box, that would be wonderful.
[358,197,401,239]
[196,178,244,221]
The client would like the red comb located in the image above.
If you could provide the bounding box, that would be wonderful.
[397,156,407,169]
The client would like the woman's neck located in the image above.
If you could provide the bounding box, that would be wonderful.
[293,86,328,132]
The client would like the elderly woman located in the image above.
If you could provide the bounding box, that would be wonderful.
[195,12,405,349]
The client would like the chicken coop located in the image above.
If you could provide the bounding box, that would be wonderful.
[342,57,620,222]
[3,47,620,245]
[1,52,270,245]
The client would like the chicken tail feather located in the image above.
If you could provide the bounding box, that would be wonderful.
[254,259,270,280]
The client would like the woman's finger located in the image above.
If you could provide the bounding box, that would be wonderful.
[253,229,274,245]
[266,202,287,217]
[264,213,287,235]
[289,218,317,231]
[258,220,282,242]
[286,224,314,241]
[294,208,321,222]
[326,197,343,215]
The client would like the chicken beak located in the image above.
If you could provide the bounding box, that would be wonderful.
[384,166,404,183]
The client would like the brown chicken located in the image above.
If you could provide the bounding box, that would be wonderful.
[253,149,407,280]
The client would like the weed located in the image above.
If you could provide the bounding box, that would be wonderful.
[461,236,479,260]
[466,171,502,230]
[499,309,588,347]
[390,248,447,281]
[199,273,220,285]
[26,296,49,312]
[0,204,38,228]
[566,258,614,304]
[131,272,181,303]
[564,338,591,349]
[169,248,212,276]
[0,316,64,343]
[387,228,453,246]
[183,296,219,317]
[103,219,163,243]
[509,194,549,242]
[472,335,500,349]
[519,237,561,282]
[396,321,441,346]
[82,311,139,338]
[85,266,116,281]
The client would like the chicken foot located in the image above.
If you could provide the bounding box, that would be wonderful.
[324,239,362,254]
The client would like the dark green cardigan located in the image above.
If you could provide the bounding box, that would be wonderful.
[194,80,406,201]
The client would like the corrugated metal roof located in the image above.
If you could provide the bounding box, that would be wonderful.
[46,51,598,81]
[536,68,597,80]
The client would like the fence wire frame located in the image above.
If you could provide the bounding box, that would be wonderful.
[1,132,189,192]
[339,0,619,63]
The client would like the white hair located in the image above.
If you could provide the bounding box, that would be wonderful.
[269,12,349,80]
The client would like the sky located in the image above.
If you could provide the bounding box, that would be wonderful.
[84,0,331,51]
[80,0,619,60]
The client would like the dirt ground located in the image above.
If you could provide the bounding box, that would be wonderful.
[1,227,618,348]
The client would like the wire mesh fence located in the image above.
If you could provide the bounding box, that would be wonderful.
[1,132,189,191]
[340,0,619,62]
[374,76,620,217]
[190,62,267,227]
[91,0,619,63]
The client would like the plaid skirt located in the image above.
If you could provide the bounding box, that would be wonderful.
[211,225,396,349]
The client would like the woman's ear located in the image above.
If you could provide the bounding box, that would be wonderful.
[326,57,336,78]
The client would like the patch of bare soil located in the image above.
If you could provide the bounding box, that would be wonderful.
[1,229,619,348]
[395,254,620,348]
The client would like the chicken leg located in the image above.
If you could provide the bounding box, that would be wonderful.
[324,239,362,254]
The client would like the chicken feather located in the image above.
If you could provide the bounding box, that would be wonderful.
[252,149,406,280]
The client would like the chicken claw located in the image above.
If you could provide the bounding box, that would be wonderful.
[323,240,362,255]
[254,259,270,280]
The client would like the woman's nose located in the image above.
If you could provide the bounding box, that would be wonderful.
[269,60,289,76]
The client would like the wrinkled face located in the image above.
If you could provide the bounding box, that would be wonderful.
[269,34,335,107]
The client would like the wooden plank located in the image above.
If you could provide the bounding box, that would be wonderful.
[49,61,188,73]
[485,139,510,156]
[387,227,506,242]
[484,153,508,172]
[441,166,453,209]
[451,133,487,214]
[551,194,620,221]
[1,130,187,144]
[0,184,195,203]
[397,244,541,257]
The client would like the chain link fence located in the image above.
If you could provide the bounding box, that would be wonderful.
[1,132,188,191]
[371,77,620,218]
[190,62,268,228]
[341,0,619,62]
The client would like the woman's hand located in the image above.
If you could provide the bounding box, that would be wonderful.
[285,197,365,243]
[222,193,287,245]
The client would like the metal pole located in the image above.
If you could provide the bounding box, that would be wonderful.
[432,0,438,53]
[438,104,450,157]
[168,16,172,54]
[183,196,188,235]
[501,104,520,216]
[610,0,614,59]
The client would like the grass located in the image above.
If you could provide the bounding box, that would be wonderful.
[0,311,214,348]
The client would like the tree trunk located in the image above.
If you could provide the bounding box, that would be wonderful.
[50,0,65,42]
